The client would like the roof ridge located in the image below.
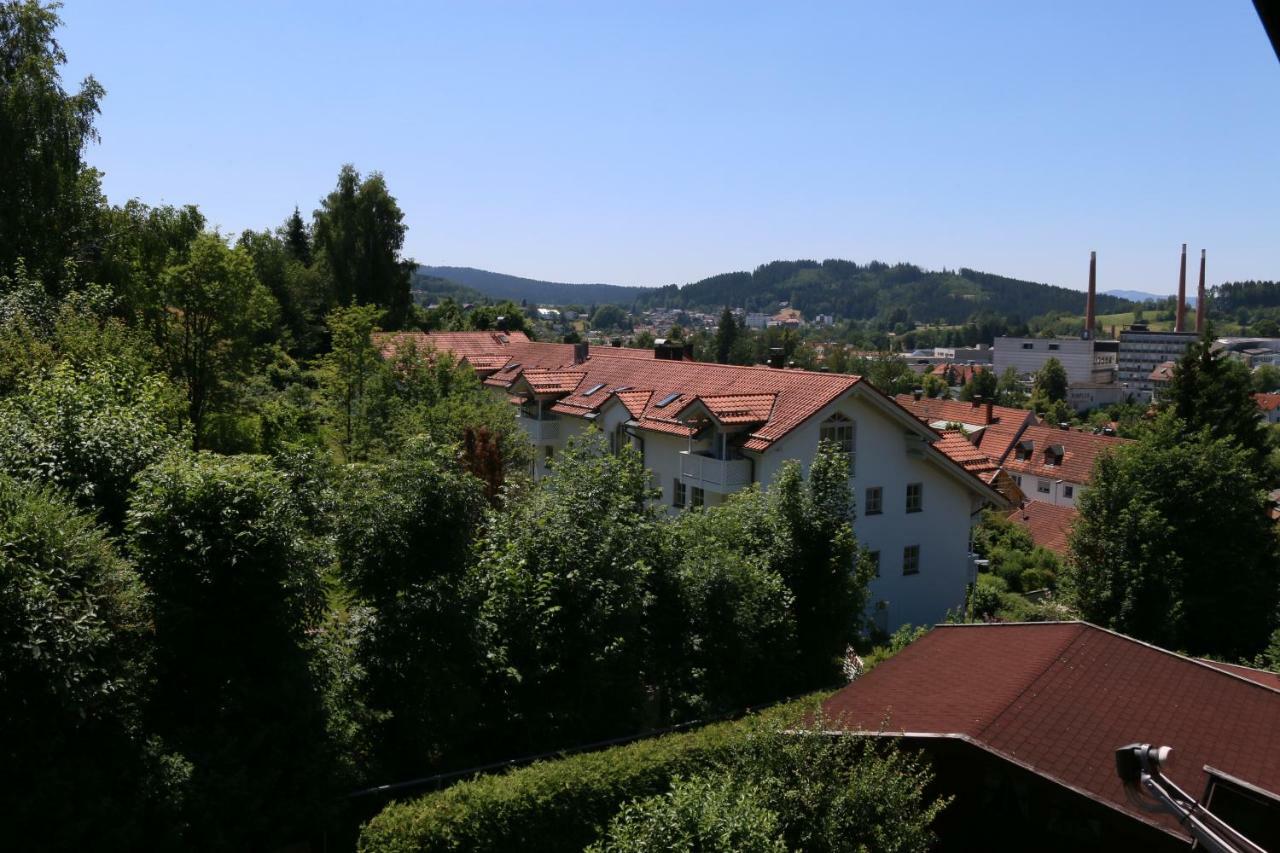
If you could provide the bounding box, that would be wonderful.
[971,623,1089,741]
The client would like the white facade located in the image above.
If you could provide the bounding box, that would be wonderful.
[510,384,994,632]
[994,337,1106,384]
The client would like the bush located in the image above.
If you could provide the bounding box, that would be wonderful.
[357,701,809,853]
[586,774,787,853]
[358,696,945,853]
[969,574,1006,619]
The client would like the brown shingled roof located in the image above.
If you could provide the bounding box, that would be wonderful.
[1254,392,1280,413]
[1005,501,1078,557]
[822,622,1280,845]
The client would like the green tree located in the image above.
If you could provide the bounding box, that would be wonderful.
[920,372,948,399]
[474,431,665,752]
[959,367,997,402]
[1253,363,1280,393]
[1065,414,1280,658]
[282,205,311,266]
[128,453,334,849]
[588,774,787,853]
[1032,357,1068,405]
[996,365,1027,407]
[0,473,178,849]
[0,360,182,529]
[160,233,277,448]
[335,438,489,776]
[0,0,105,288]
[87,201,206,325]
[312,164,412,327]
[1167,329,1272,470]
[316,303,388,460]
[714,306,739,364]
[591,304,629,330]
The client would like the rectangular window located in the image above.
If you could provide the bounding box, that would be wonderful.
[691,486,705,508]
[903,545,920,576]
[673,479,686,509]
[1013,474,1023,486]
[1037,479,1051,494]
[906,482,923,513]
[1048,344,1060,351]
[544,445,554,462]
[1063,484,1075,498]
[820,416,856,476]
[868,550,881,578]
[1021,342,1034,350]
[865,487,883,515]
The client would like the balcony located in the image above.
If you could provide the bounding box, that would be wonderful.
[679,450,752,493]
[521,416,560,443]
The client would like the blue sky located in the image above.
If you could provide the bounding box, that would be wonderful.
[60,1,1278,293]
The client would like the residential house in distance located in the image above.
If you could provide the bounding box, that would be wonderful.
[1001,424,1127,508]
[1149,360,1177,402]
[1255,392,1280,424]
[894,393,1130,509]
[822,622,1280,852]
[377,331,1011,631]
[1005,501,1077,558]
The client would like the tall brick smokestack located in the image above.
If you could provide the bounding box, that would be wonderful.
[1196,249,1207,333]
[1174,243,1187,332]
[1084,251,1096,340]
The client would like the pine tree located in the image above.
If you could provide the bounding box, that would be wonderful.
[282,206,311,266]
[714,306,738,364]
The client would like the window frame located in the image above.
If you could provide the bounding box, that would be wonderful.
[903,544,921,576]
[1037,479,1051,494]
[819,413,856,477]
[906,482,923,513]
[868,550,881,578]
[691,486,705,508]
[865,486,883,516]
[673,478,686,509]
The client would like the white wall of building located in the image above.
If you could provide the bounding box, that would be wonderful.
[508,387,987,633]
[994,337,1098,383]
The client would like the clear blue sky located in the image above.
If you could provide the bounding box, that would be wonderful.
[59,1,1278,293]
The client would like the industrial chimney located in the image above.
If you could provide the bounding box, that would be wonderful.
[1084,251,1097,340]
[1174,244,1187,332]
[1195,249,1207,333]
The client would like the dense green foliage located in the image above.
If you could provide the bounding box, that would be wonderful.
[1065,413,1280,658]
[358,698,944,853]
[0,473,165,849]
[128,453,336,848]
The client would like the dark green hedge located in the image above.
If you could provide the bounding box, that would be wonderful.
[357,698,819,853]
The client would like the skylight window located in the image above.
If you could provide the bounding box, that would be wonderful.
[655,392,681,408]
[612,386,632,393]
[583,382,606,397]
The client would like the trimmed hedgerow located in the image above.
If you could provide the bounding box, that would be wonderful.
[357,699,819,853]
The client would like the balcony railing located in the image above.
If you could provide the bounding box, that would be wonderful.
[521,417,560,443]
[679,450,752,493]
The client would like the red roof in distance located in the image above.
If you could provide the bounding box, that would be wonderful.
[1005,501,1078,557]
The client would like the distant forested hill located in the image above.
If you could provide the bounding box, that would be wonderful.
[417,266,649,306]
[408,271,487,305]
[1212,281,1280,313]
[636,259,1135,325]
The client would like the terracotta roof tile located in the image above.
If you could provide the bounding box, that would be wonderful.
[893,394,1031,429]
[1005,501,1078,556]
[933,430,998,475]
[519,369,587,395]
[823,622,1280,844]
[1003,424,1130,485]
[1254,392,1280,413]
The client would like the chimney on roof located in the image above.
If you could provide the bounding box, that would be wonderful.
[497,315,509,333]
[1084,251,1097,341]
[912,388,923,401]
[1196,249,1207,334]
[1174,243,1187,332]
[986,399,994,424]
[573,341,589,364]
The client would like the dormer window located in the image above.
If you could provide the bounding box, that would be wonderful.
[1015,440,1034,461]
[1044,444,1064,466]
[820,412,856,476]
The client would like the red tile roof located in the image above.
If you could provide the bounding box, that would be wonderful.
[1002,424,1130,485]
[519,369,588,395]
[893,394,1030,429]
[823,622,1280,844]
[929,363,989,384]
[374,330,530,359]
[1149,360,1177,383]
[933,430,998,477]
[408,333,1008,504]
[1005,501,1078,556]
[1254,392,1280,413]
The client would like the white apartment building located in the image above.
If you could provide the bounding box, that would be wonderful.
[381,332,1011,632]
[993,337,1105,383]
